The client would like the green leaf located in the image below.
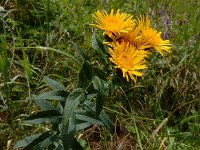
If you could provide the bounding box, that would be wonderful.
[61,100,79,134]
[83,100,113,134]
[91,33,107,55]
[35,90,68,101]
[78,62,93,88]
[162,132,193,137]
[56,102,64,114]
[43,76,66,90]
[62,114,76,150]
[87,93,98,99]
[62,89,86,130]
[74,109,95,119]
[98,110,114,134]
[34,98,54,111]
[96,94,105,116]
[93,67,107,80]
[72,42,90,62]
[91,33,108,64]
[180,115,200,125]
[35,46,80,64]
[107,79,114,96]
[83,100,96,113]
[76,122,91,131]
[74,109,88,114]
[76,114,104,126]
[28,134,57,150]
[67,88,87,103]
[13,132,54,149]
[92,76,104,91]
[54,143,64,150]
[23,132,52,150]
[14,134,41,149]
[24,117,62,124]
[61,88,87,149]
[92,76,105,116]
[24,110,62,124]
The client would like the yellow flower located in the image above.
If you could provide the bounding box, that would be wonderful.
[91,9,135,39]
[108,41,150,82]
[116,24,142,45]
[136,16,172,55]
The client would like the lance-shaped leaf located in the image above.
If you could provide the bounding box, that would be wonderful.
[98,110,113,134]
[61,88,87,150]
[107,79,114,96]
[76,122,91,131]
[62,114,76,150]
[54,143,64,150]
[76,114,104,126]
[22,132,52,150]
[91,33,107,55]
[35,90,68,101]
[23,110,62,124]
[72,42,90,62]
[14,134,41,149]
[83,100,113,134]
[92,76,105,116]
[91,33,108,64]
[78,62,93,88]
[34,98,54,111]
[14,131,53,150]
[43,76,66,90]
[35,46,80,64]
[93,66,107,80]
[87,93,98,99]
[25,133,58,150]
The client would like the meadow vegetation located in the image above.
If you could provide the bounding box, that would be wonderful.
[0,0,200,149]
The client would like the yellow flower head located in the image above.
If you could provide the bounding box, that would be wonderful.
[116,24,142,45]
[136,16,172,55]
[108,41,150,82]
[91,9,135,39]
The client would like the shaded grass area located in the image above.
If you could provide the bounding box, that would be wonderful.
[0,0,200,149]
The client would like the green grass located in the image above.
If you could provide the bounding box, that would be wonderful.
[0,0,200,149]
